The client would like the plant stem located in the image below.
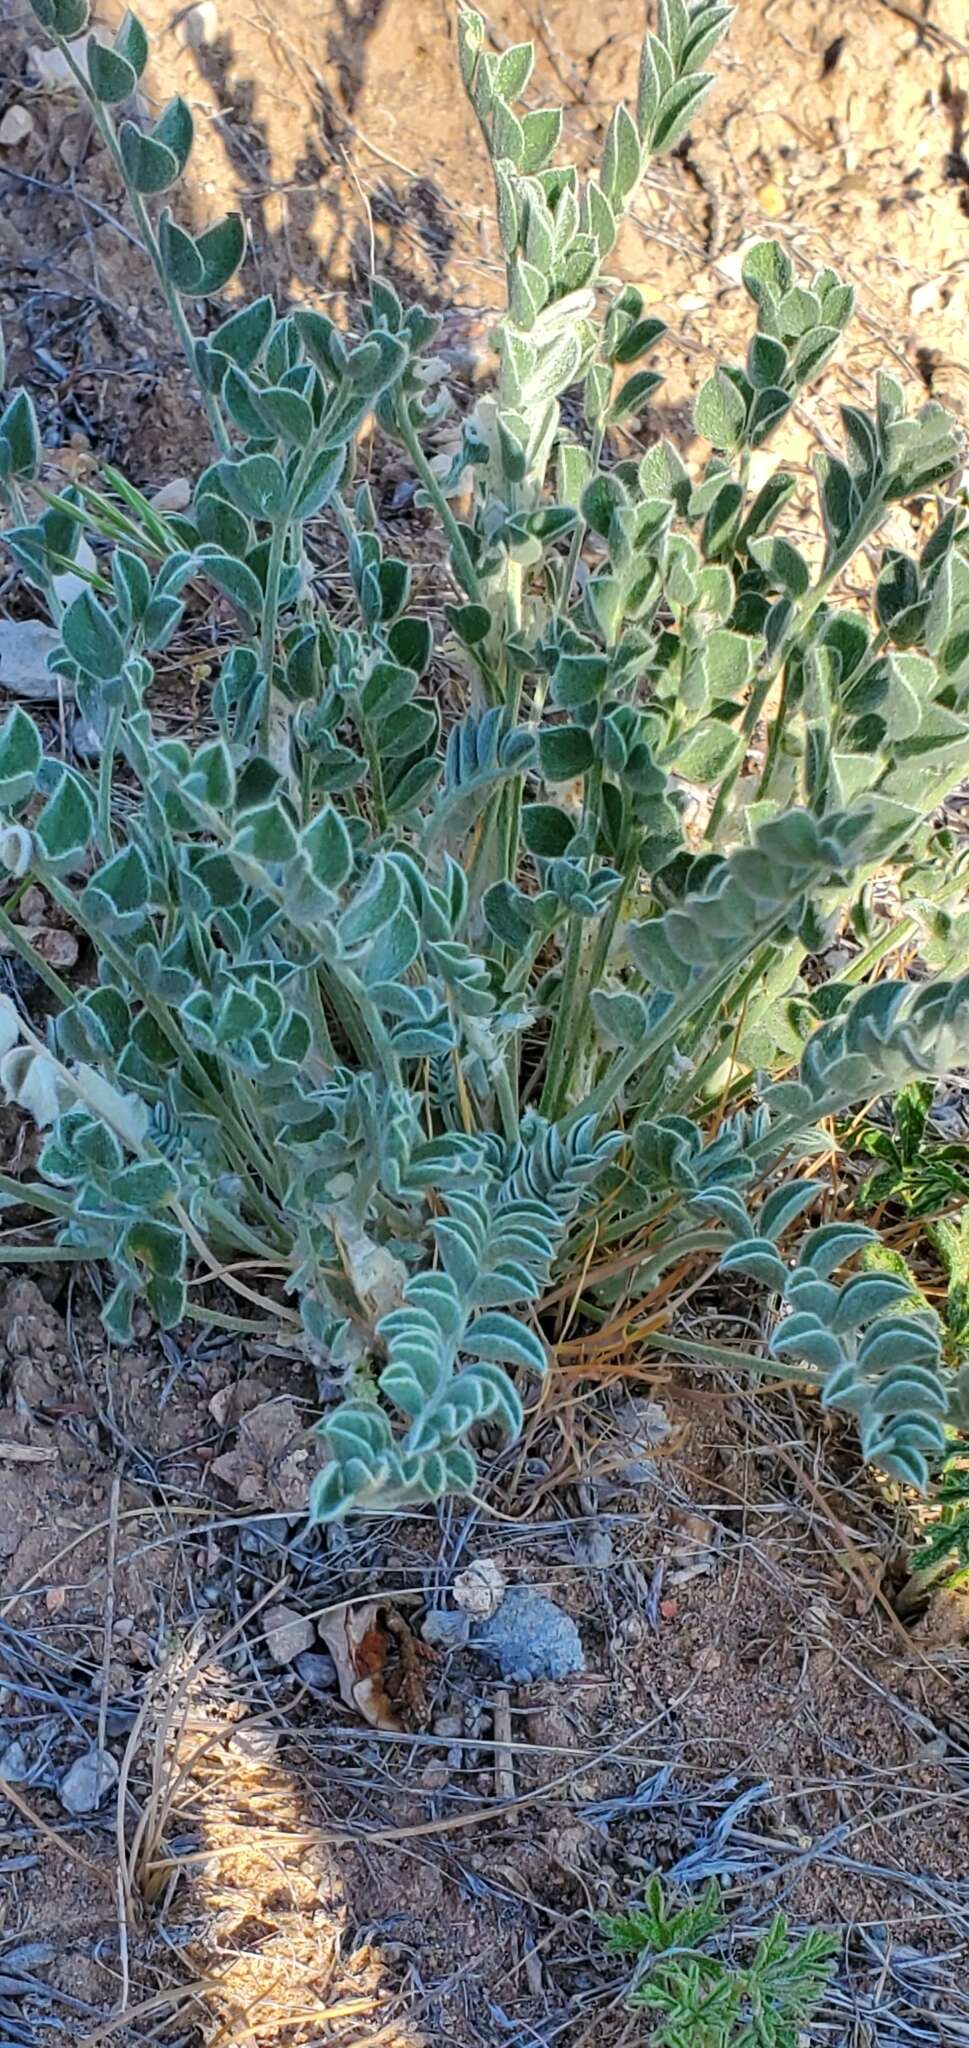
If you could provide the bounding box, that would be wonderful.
[707,494,888,841]
[97,706,121,858]
[572,910,791,1131]
[658,1330,816,1386]
[0,902,73,1008]
[539,914,584,1118]
[554,850,636,1110]
[0,1243,92,1263]
[562,424,605,614]
[52,33,231,459]
[0,1173,73,1218]
[395,401,481,602]
[259,517,290,771]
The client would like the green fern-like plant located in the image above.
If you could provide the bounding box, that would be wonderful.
[604,1876,838,2048]
[0,0,967,1515]
[851,1079,969,1217]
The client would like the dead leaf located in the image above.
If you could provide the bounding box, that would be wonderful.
[209,1394,324,1509]
[317,1600,433,1730]
[0,618,69,702]
[208,1374,273,1429]
[318,1600,403,1730]
[0,926,79,970]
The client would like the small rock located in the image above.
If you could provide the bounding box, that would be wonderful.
[574,1528,613,1569]
[0,923,79,970]
[149,476,192,513]
[909,276,945,318]
[52,533,97,610]
[231,1722,278,1765]
[293,1649,337,1691]
[263,1603,314,1665]
[432,1710,464,1739]
[176,2,219,49]
[474,1588,585,1685]
[454,1557,506,1618]
[0,1738,29,1781]
[756,181,786,217]
[421,1608,470,1652]
[608,1397,671,1487]
[28,38,91,92]
[0,618,68,703]
[71,716,103,762]
[0,105,34,148]
[59,1746,118,1816]
[713,244,747,288]
[419,1759,451,1791]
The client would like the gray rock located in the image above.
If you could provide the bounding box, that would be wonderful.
[59,1746,119,1816]
[0,1738,29,1782]
[432,1710,464,1739]
[0,617,65,702]
[71,715,102,761]
[574,1528,614,1569]
[421,1607,471,1651]
[294,1649,337,1691]
[231,1723,278,1765]
[473,1587,585,1684]
[609,1396,672,1487]
[264,1603,314,1665]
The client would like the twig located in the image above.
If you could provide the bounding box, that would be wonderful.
[872,0,969,60]
[97,1472,122,1759]
[493,1686,517,1814]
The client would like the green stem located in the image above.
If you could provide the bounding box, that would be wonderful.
[554,848,636,1110]
[571,910,791,1132]
[493,1056,521,1145]
[708,494,888,842]
[539,914,584,1118]
[201,1197,292,1266]
[0,902,74,1008]
[97,706,121,858]
[182,1300,293,1334]
[52,33,230,458]
[658,1330,816,1387]
[0,1173,73,1219]
[562,424,605,615]
[0,1244,93,1263]
[259,517,290,767]
[395,401,481,602]
[357,713,387,832]
[755,666,790,803]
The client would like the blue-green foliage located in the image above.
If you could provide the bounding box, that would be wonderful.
[0,0,966,1515]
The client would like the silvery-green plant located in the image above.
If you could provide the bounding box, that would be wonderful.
[0,0,967,1513]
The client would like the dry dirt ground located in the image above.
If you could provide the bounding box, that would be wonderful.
[0,1,968,2044]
